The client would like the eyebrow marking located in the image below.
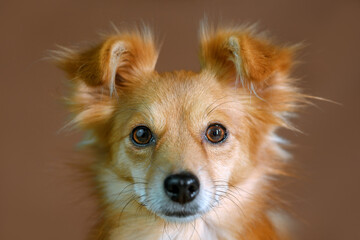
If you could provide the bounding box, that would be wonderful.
[205,100,242,118]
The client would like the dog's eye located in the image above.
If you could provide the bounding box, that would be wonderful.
[131,126,153,145]
[205,124,227,143]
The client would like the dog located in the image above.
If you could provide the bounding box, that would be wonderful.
[55,23,305,240]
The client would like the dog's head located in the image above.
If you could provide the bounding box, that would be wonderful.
[56,25,300,223]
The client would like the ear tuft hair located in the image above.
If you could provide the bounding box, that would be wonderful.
[199,23,295,92]
[53,27,159,95]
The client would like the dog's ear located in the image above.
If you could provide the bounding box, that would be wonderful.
[54,29,158,131]
[199,25,305,128]
[199,25,294,93]
[56,30,158,94]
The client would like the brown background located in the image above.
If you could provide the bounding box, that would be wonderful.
[1,0,359,239]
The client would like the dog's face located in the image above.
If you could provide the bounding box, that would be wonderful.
[56,26,298,223]
[109,71,256,222]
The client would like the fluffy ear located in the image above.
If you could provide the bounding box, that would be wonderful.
[199,25,294,93]
[54,29,158,130]
[56,29,158,94]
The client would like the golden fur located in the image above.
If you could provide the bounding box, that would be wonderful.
[55,23,305,240]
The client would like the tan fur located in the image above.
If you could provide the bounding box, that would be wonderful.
[55,24,305,240]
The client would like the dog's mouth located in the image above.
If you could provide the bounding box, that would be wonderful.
[163,210,197,217]
[154,203,205,222]
[158,208,204,222]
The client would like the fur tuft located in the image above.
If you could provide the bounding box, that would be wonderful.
[199,22,295,96]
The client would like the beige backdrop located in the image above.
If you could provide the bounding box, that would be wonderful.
[1,0,359,239]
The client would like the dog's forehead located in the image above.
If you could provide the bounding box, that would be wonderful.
[122,70,247,134]
[144,71,220,115]
[120,71,219,132]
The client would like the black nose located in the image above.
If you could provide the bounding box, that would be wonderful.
[164,172,200,204]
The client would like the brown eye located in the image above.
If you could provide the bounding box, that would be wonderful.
[131,126,153,146]
[205,124,227,143]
